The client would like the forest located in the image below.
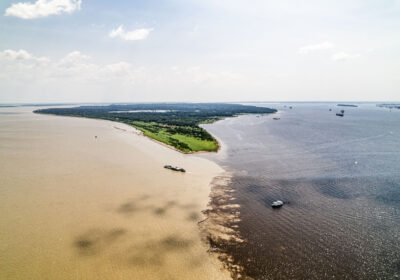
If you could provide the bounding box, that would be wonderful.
[35,103,276,152]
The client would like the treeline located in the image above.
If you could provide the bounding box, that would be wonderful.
[35,103,276,128]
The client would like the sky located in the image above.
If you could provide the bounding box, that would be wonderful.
[0,0,399,103]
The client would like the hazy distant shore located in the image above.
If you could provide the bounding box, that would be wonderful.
[0,106,231,280]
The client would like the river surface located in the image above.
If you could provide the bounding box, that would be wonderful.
[202,103,400,279]
[0,106,230,280]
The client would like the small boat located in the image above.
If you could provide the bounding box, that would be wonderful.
[336,110,345,117]
[164,165,186,172]
[273,117,280,120]
[271,200,284,208]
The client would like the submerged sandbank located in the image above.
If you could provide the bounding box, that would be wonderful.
[0,106,231,280]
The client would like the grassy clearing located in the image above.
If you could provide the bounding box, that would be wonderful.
[130,121,219,153]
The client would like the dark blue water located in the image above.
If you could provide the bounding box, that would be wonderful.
[202,103,400,280]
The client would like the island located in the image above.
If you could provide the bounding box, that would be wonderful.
[34,103,276,153]
[337,104,358,107]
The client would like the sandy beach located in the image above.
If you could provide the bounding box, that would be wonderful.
[0,106,231,280]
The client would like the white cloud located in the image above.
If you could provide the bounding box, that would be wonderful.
[169,66,246,86]
[0,49,251,102]
[0,49,137,82]
[106,62,133,76]
[58,51,90,68]
[1,49,32,60]
[53,51,101,79]
[109,25,153,41]
[298,42,335,54]
[55,52,134,79]
[331,52,361,61]
[5,0,82,19]
[0,49,49,63]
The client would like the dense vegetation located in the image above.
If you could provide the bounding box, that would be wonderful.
[35,103,276,153]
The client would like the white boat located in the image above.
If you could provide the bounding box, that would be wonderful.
[271,200,284,208]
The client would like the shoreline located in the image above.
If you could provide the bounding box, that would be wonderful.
[33,107,277,155]
[34,111,223,155]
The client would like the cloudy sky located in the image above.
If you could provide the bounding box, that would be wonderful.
[0,0,399,103]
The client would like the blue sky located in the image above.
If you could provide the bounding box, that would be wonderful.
[0,0,399,103]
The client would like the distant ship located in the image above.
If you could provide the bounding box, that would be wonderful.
[273,117,280,120]
[336,110,345,117]
[164,165,186,172]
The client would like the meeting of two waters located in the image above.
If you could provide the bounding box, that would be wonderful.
[1,103,399,280]
[203,103,400,279]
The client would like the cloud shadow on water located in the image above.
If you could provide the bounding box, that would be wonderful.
[73,228,127,256]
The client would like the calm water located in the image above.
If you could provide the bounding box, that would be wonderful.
[203,103,400,279]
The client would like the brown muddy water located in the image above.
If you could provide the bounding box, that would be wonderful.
[0,106,231,280]
[201,103,400,280]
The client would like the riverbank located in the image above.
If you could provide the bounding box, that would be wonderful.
[0,106,231,280]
